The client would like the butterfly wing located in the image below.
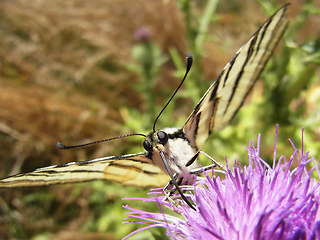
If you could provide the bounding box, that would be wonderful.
[0,153,170,188]
[0,5,289,189]
[183,5,289,149]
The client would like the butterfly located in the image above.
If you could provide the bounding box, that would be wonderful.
[0,4,289,209]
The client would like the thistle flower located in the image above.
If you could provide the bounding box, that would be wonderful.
[134,26,152,42]
[123,127,320,240]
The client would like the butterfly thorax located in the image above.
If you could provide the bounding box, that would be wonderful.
[144,128,198,184]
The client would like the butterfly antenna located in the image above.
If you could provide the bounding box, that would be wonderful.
[56,133,147,150]
[152,53,193,132]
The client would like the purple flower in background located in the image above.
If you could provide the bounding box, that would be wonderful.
[123,127,320,240]
[134,26,152,42]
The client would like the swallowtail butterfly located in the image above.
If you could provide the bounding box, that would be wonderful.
[0,4,289,209]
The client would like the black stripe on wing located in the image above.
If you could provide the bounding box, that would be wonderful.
[0,153,170,188]
[183,4,289,149]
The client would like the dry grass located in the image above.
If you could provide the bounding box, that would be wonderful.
[0,1,188,239]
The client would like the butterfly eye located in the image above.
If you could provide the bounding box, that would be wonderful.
[143,140,153,152]
[157,131,168,145]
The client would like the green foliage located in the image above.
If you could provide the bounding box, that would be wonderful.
[125,2,319,166]
[129,42,168,127]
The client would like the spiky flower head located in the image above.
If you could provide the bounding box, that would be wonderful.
[124,127,320,240]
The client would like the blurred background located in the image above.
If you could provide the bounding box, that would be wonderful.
[0,0,319,239]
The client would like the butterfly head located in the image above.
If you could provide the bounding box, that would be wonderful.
[143,130,169,153]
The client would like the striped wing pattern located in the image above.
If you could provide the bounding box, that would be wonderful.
[0,5,288,189]
[0,153,169,188]
[183,5,289,149]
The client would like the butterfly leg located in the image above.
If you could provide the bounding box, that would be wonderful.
[162,152,200,201]
[188,150,227,172]
[185,151,200,167]
[190,164,220,175]
[163,151,200,197]
[163,174,183,200]
[163,173,178,192]
[162,175,190,209]
[166,151,225,191]
[199,150,226,171]
[168,176,183,196]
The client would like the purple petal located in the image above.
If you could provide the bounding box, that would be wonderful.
[123,128,320,240]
